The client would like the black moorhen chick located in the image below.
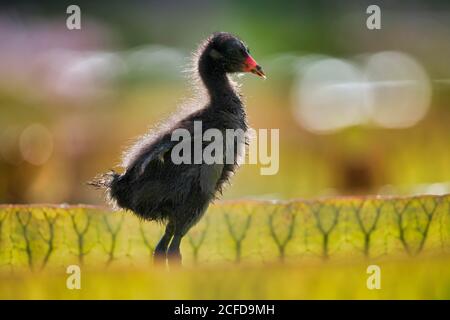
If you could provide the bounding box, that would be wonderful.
[90,32,265,265]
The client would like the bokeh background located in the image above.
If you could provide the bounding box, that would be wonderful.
[0,0,449,204]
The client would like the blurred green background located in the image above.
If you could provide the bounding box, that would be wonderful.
[0,0,449,204]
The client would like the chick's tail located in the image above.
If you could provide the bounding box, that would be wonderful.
[88,170,132,211]
[87,170,120,190]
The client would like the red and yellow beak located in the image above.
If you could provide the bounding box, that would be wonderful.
[243,55,266,79]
